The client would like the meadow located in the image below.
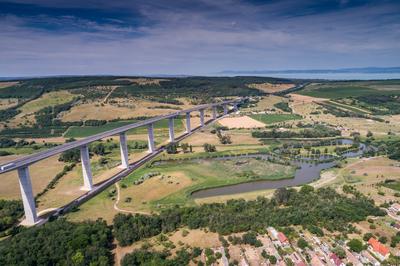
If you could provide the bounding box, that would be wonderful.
[250,113,302,124]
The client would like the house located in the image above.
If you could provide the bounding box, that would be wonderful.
[267,227,279,240]
[361,250,380,266]
[277,232,289,246]
[310,255,325,266]
[368,238,390,261]
[330,253,345,266]
[389,203,400,213]
[392,223,400,231]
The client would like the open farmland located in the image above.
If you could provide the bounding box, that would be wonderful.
[218,115,265,129]
[250,113,302,124]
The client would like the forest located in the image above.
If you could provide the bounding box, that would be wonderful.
[252,125,341,139]
[113,186,384,246]
[0,219,113,266]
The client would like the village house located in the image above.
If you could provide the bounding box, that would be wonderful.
[310,254,325,266]
[277,232,289,247]
[368,238,390,261]
[389,203,400,214]
[360,250,381,266]
[330,253,345,266]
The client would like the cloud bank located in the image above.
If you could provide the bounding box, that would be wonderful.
[0,0,399,76]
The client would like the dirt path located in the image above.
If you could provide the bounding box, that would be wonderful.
[103,86,117,104]
[113,183,150,215]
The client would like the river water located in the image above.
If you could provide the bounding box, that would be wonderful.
[191,139,367,198]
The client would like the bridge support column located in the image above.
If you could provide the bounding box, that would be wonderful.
[80,145,93,190]
[147,123,155,153]
[199,109,205,127]
[212,106,217,120]
[119,132,129,169]
[17,166,37,225]
[185,112,191,133]
[223,104,228,115]
[168,117,175,143]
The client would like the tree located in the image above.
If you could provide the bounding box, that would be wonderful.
[347,239,364,253]
[333,246,346,259]
[203,143,216,152]
[363,232,373,241]
[166,143,178,154]
[59,149,80,163]
[181,143,189,153]
[91,142,106,155]
[297,238,308,249]
[379,236,388,244]
[269,255,277,264]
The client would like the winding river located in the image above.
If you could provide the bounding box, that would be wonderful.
[191,139,368,198]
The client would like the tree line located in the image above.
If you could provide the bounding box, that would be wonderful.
[113,186,385,247]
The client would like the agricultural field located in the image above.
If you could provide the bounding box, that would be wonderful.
[250,113,302,124]
[218,115,265,129]
[298,80,400,99]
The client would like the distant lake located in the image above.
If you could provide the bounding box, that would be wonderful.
[240,73,400,80]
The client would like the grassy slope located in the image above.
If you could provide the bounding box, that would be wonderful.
[19,91,76,114]
[250,113,301,124]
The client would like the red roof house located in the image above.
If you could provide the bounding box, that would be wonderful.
[277,232,288,244]
[368,238,390,260]
[330,253,344,266]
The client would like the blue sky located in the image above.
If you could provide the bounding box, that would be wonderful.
[0,0,399,76]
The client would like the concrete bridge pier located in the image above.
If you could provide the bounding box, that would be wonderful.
[185,112,191,133]
[17,166,38,225]
[168,117,175,142]
[212,106,217,120]
[80,145,93,190]
[119,132,129,169]
[199,109,205,127]
[223,104,228,115]
[147,123,155,153]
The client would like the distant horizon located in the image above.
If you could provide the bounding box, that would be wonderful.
[0,66,400,80]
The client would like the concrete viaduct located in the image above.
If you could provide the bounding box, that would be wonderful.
[0,99,243,225]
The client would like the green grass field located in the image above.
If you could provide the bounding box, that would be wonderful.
[250,113,302,124]
[382,181,400,191]
[19,91,76,114]
[64,119,184,138]
[120,157,295,209]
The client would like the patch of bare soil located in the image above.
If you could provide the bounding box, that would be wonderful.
[218,116,265,129]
